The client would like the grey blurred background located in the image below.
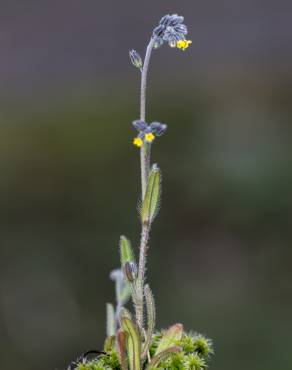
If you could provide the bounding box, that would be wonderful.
[0,1,292,369]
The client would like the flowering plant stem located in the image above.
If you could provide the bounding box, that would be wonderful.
[65,15,216,370]
[140,38,155,197]
[136,37,155,331]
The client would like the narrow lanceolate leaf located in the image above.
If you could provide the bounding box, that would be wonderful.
[140,164,161,225]
[116,329,128,370]
[155,323,183,355]
[120,236,135,266]
[106,303,116,337]
[142,285,156,359]
[148,346,182,369]
[121,317,141,370]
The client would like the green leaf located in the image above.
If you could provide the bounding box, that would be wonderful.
[121,317,141,370]
[142,285,156,359]
[106,303,116,337]
[120,236,135,266]
[140,164,161,225]
[120,237,137,284]
[155,323,183,355]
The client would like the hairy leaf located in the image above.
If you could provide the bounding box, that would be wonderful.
[142,285,156,359]
[117,329,128,370]
[140,164,161,225]
[120,236,135,266]
[121,317,141,370]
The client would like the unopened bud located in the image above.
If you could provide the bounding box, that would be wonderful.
[132,119,148,131]
[129,49,143,71]
[149,121,167,136]
[124,261,137,282]
[153,37,164,49]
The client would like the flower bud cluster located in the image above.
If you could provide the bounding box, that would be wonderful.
[152,14,190,49]
[132,120,167,147]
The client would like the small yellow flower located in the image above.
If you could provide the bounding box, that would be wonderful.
[145,132,155,143]
[133,137,143,147]
[177,39,192,51]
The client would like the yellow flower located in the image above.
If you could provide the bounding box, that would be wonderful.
[133,137,143,147]
[177,39,192,51]
[145,132,155,143]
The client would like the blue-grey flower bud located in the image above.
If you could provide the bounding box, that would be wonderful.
[159,14,184,27]
[170,15,184,26]
[175,24,187,34]
[153,14,188,48]
[153,37,164,49]
[159,15,171,26]
[129,49,143,71]
[149,122,167,136]
[124,261,137,282]
[132,120,148,131]
[144,126,152,134]
[153,25,165,38]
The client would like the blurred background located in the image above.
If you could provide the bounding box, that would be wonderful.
[0,1,292,369]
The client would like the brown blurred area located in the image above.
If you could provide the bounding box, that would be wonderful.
[0,1,292,369]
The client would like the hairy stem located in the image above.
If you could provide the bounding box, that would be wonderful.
[140,143,151,200]
[136,223,150,329]
[136,37,155,330]
[140,38,155,198]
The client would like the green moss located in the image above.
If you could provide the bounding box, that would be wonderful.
[183,353,206,370]
[191,334,213,358]
[72,331,213,370]
[75,350,120,370]
[178,333,213,358]
[76,360,109,370]
[100,350,120,369]
[160,352,186,370]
